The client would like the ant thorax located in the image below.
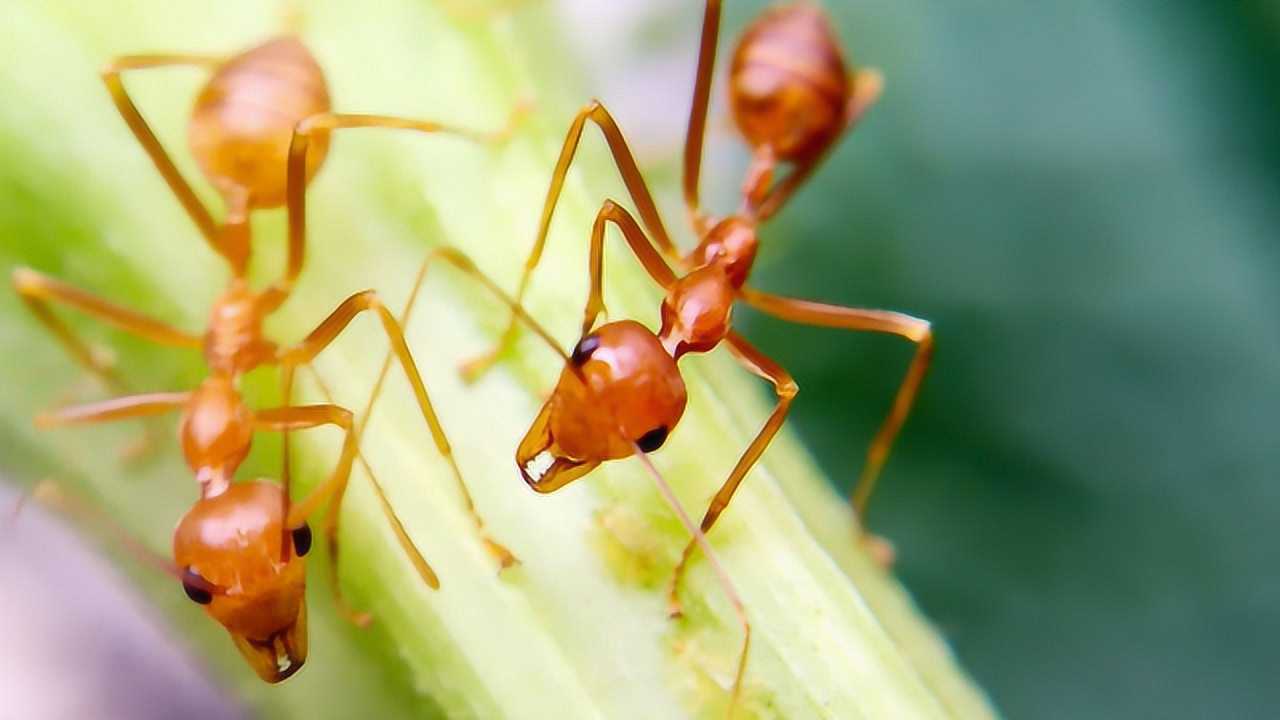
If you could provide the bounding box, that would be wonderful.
[203,282,277,376]
[659,265,735,357]
[687,216,758,289]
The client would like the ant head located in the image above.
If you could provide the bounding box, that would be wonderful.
[728,2,850,163]
[518,321,686,492]
[688,216,758,289]
[659,265,736,358]
[173,481,310,683]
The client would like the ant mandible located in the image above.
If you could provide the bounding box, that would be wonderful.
[446,0,934,709]
[13,29,522,681]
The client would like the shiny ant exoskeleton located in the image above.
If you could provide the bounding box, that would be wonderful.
[13,29,523,682]
[445,1,932,711]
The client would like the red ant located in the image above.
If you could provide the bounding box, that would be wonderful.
[395,0,932,711]
[13,31,522,682]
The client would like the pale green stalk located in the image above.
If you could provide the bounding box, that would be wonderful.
[0,1,994,717]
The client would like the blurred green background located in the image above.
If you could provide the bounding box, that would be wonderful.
[684,0,1279,717]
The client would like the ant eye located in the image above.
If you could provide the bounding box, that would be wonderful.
[571,335,601,365]
[291,524,313,557]
[637,426,669,453]
[182,569,213,605]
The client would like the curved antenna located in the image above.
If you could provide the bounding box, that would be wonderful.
[25,479,223,595]
[630,442,749,717]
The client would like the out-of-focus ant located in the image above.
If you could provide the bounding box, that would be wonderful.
[13,28,523,681]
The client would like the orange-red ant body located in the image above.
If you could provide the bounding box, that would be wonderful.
[14,32,520,682]
[449,1,933,710]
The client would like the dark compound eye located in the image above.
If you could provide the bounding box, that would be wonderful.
[571,334,601,365]
[291,524,313,557]
[182,569,213,605]
[637,426,669,453]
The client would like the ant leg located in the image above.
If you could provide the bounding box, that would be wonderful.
[276,289,518,568]
[277,362,300,563]
[12,268,202,388]
[578,200,678,334]
[254,405,357,528]
[754,68,884,222]
[740,287,933,536]
[414,248,568,361]
[262,107,530,311]
[255,403,438,626]
[99,55,249,271]
[354,247,577,566]
[34,390,188,462]
[683,0,723,235]
[34,391,189,429]
[668,332,795,617]
[272,102,542,543]
[21,479,220,594]
[632,443,750,717]
[12,269,201,460]
[460,99,683,381]
[32,389,186,472]
[305,366,442,592]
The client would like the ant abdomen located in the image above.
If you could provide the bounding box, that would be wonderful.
[729,3,850,161]
[189,37,331,208]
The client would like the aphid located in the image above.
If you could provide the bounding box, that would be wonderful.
[450,0,932,710]
[13,31,521,681]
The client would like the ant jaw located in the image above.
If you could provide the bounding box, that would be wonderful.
[516,398,599,493]
[519,451,599,494]
[230,601,308,683]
